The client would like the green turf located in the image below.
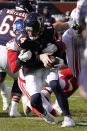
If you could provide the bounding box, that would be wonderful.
[0,75,87,131]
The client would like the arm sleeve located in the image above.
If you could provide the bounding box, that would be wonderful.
[24,54,44,68]
[7,49,21,73]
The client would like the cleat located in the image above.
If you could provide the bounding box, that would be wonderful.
[9,101,21,117]
[41,111,58,124]
[61,117,75,127]
[9,110,21,117]
[22,95,32,116]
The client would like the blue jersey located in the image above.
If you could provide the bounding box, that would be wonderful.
[15,24,56,53]
[0,8,27,46]
[15,24,60,72]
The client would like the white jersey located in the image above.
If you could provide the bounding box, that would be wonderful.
[62,28,84,78]
[76,0,85,11]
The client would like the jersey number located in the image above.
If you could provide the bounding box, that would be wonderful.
[0,15,21,37]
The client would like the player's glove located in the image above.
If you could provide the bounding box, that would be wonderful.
[18,49,32,62]
[49,56,64,69]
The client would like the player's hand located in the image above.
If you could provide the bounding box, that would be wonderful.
[40,53,55,68]
[18,49,32,62]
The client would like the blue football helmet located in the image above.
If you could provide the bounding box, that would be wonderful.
[13,19,23,35]
[24,12,44,40]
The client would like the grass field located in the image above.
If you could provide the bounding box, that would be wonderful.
[0,75,87,131]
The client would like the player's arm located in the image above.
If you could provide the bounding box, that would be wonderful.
[7,40,32,73]
[53,22,69,32]
[6,39,21,73]
[53,17,74,32]
[8,49,21,73]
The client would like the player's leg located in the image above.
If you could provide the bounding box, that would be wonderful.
[46,69,75,127]
[0,45,11,110]
[26,70,58,124]
[41,87,52,101]
[6,67,22,117]
[0,45,22,116]
[18,69,58,124]
[6,64,23,117]
[59,67,78,96]
[9,80,22,117]
[21,95,32,116]
[0,72,11,111]
[52,68,78,116]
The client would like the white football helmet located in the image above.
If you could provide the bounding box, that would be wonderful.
[70,8,82,34]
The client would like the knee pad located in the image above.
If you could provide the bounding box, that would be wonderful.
[31,93,42,109]
[0,72,6,83]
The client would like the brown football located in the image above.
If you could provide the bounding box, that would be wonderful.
[49,55,59,65]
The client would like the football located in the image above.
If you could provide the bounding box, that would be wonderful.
[49,55,60,64]
[49,55,64,68]
[49,55,56,63]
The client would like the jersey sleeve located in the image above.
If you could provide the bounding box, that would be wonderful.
[6,39,21,73]
[15,31,28,49]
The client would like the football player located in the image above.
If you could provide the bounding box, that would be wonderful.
[51,7,85,115]
[77,0,87,100]
[7,12,75,126]
[0,0,35,116]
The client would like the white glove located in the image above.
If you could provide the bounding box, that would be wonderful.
[42,43,57,54]
[18,49,32,62]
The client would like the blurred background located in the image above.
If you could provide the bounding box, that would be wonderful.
[0,0,77,39]
[0,0,77,20]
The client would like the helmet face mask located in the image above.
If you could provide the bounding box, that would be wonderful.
[24,12,44,40]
